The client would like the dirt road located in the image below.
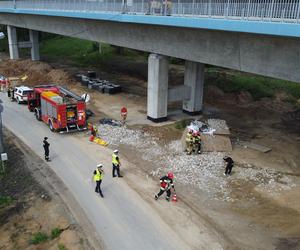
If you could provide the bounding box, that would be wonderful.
[0,93,224,249]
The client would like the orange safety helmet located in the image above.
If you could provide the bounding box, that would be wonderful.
[167,172,174,179]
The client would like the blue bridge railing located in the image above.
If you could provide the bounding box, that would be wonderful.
[0,0,300,23]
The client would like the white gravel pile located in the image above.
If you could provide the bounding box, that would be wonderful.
[207,119,229,131]
[97,124,296,201]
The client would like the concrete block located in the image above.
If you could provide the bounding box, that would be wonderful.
[168,85,191,103]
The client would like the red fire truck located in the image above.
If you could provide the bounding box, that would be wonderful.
[27,85,87,133]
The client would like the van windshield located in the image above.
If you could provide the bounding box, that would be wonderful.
[23,90,32,95]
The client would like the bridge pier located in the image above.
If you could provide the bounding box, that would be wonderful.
[7,25,19,60]
[7,26,40,61]
[182,61,204,115]
[29,30,40,61]
[147,53,169,122]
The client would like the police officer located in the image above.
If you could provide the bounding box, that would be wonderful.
[112,150,123,178]
[93,164,104,198]
[223,156,234,176]
[43,137,50,161]
[154,172,175,202]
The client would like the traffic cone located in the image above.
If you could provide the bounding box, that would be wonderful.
[172,194,177,202]
[89,135,95,142]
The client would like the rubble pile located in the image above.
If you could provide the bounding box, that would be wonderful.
[98,124,296,201]
[207,119,229,131]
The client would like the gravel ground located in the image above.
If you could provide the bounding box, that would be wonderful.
[98,124,296,201]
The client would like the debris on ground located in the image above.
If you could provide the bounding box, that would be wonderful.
[97,124,296,201]
[99,118,122,126]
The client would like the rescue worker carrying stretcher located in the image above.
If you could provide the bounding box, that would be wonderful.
[154,172,175,202]
[185,130,193,155]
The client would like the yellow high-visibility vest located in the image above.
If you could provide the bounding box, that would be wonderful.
[112,153,119,165]
[94,169,103,181]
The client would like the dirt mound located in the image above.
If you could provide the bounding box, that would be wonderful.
[47,69,72,85]
[236,91,253,104]
[204,85,225,103]
[29,62,52,73]
[0,59,75,87]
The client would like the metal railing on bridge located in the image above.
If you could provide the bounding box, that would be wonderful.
[0,0,300,23]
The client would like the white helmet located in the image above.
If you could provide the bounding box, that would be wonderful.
[97,164,103,168]
[114,150,119,154]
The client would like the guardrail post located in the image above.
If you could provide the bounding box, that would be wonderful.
[226,0,229,18]
[269,0,274,21]
[246,0,250,20]
[192,0,195,15]
[209,0,211,17]
[296,1,300,23]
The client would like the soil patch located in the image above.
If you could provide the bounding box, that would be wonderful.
[0,130,93,250]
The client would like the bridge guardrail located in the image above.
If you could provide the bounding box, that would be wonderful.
[0,0,299,23]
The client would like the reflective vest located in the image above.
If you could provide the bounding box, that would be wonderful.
[93,169,103,181]
[194,135,201,144]
[112,153,119,165]
[186,133,193,142]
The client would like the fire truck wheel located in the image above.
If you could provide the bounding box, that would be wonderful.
[49,120,55,132]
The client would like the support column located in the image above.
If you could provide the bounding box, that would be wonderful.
[183,61,204,115]
[147,54,169,122]
[7,25,19,60]
[29,30,40,61]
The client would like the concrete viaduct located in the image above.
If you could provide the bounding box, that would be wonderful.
[0,1,300,122]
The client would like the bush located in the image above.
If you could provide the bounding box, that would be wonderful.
[51,227,62,239]
[206,69,300,101]
[0,196,13,208]
[58,243,68,250]
[174,119,192,130]
[30,232,48,244]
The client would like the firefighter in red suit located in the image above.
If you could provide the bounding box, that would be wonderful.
[154,172,175,202]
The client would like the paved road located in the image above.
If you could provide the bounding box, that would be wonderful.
[1,93,190,250]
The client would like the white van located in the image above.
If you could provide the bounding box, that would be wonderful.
[14,86,33,104]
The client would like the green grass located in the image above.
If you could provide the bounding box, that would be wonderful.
[51,227,62,239]
[174,119,192,130]
[40,37,146,67]
[206,69,300,101]
[0,196,13,208]
[29,232,48,245]
[58,243,68,250]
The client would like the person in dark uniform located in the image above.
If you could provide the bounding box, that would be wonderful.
[93,164,104,198]
[43,137,50,161]
[223,156,234,176]
[154,172,175,202]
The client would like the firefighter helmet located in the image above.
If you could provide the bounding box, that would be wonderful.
[167,172,174,179]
